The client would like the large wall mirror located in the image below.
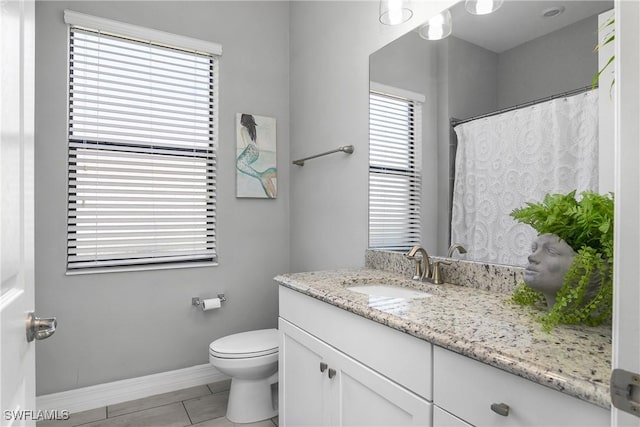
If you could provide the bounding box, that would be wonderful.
[369,0,613,267]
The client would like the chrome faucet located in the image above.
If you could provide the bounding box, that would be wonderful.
[405,245,431,282]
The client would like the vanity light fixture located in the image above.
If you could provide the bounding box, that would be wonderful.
[418,9,452,41]
[465,0,504,15]
[379,0,413,25]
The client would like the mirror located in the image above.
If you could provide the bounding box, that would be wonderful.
[369,0,613,265]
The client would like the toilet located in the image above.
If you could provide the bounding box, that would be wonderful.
[209,328,279,423]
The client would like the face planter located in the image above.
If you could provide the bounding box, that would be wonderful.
[523,233,577,308]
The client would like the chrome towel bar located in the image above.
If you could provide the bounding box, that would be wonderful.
[292,145,354,166]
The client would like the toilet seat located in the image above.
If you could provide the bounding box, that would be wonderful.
[209,328,278,359]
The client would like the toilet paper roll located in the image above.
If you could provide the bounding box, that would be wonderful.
[201,298,222,311]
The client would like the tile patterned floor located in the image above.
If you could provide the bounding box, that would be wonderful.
[37,380,279,427]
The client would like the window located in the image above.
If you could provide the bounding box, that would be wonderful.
[65,11,221,271]
[369,84,423,251]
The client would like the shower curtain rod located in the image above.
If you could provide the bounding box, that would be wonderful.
[450,84,597,127]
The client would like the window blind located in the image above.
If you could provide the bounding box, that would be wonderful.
[67,27,218,271]
[369,90,422,251]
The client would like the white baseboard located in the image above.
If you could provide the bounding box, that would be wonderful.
[36,364,228,414]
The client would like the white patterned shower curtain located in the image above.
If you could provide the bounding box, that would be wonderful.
[451,89,599,266]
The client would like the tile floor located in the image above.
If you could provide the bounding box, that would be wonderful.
[37,379,279,427]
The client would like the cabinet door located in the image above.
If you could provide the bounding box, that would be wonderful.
[279,318,329,427]
[433,406,472,427]
[328,338,432,426]
[280,318,432,427]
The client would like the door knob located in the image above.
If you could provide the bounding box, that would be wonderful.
[328,368,337,379]
[26,312,57,342]
[320,362,328,373]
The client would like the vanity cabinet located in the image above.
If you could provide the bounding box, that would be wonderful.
[280,319,431,426]
[433,406,472,427]
[433,346,610,427]
[278,285,610,427]
[279,286,432,426]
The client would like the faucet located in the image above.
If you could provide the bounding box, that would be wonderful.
[430,243,468,285]
[447,243,467,258]
[405,245,431,282]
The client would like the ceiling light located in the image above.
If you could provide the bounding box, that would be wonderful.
[465,0,504,15]
[379,0,413,25]
[418,10,453,41]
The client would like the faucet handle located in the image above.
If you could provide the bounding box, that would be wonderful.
[405,253,423,280]
[429,260,451,284]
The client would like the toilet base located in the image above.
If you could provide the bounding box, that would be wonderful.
[226,372,278,424]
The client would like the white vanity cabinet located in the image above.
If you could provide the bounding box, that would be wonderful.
[433,346,610,427]
[279,286,433,426]
[433,406,473,427]
[280,320,432,426]
[278,285,610,427]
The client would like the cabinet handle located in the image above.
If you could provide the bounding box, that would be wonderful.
[490,403,510,417]
[320,362,328,373]
[328,368,337,379]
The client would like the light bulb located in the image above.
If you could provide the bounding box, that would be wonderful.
[418,10,452,41]
[379,0,413,25]
[465,0,503,15]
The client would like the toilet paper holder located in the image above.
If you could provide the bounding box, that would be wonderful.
[192,294,227,309]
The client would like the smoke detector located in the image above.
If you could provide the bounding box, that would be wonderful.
[542,6,565,18]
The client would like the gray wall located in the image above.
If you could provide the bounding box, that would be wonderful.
[288,0,455,272]
[35,1,290,395]
[446,37,499,121]
[497,15,599,108]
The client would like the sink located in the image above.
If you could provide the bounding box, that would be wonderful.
[346,285,432,299]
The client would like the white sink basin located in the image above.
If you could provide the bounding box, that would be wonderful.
[346,285,432,299]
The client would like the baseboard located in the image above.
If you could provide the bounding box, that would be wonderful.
[36,364,227,414]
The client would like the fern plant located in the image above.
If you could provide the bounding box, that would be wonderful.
[510,191,614,332]
[593,16,615,92]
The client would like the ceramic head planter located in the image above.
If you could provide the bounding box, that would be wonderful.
[511,191,614,331]
[523,233,577,307]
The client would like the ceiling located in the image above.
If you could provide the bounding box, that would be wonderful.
[448,0,613,53]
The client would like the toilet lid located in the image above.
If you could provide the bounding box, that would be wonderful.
[209,328,278,359]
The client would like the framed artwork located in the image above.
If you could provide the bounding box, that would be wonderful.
[235,113,277,198]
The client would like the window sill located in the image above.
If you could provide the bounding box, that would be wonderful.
[65,261,218,276]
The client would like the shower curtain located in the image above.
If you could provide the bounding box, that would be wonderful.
[451,89,599,266]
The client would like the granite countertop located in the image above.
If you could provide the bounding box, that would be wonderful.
[274,268,612,409]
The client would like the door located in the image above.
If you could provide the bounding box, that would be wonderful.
[612,0,640,426]
[1,0,36,425]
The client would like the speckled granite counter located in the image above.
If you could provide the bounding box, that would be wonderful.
[274,267,612,410]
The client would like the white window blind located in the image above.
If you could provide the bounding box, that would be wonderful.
[369,89,422,251]
[66,24,218,271]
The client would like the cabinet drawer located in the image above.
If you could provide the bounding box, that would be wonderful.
[279,286,432,400]
[433,346,609,427]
